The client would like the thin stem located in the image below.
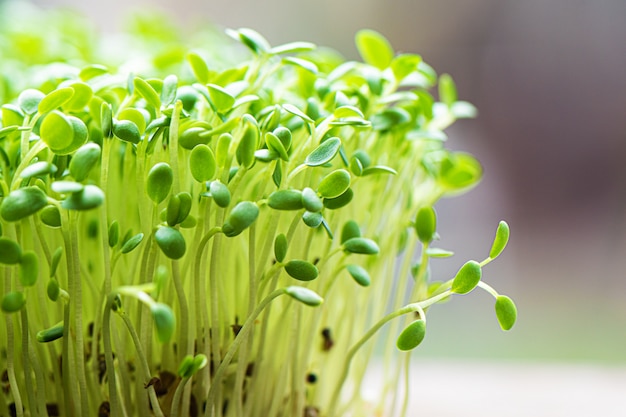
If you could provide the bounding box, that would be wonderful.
[102,295,121,417]
[205,289,286,417]
[170,377,191,417]
[327,290,451,417]
[4,268,24,417]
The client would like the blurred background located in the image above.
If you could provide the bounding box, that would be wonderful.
[9,0,626,413]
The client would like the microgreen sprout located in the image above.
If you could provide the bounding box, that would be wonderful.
[0,6,515,417]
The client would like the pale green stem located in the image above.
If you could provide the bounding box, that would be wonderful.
[4,269,24,417]
[205,289,286,417]
[327,291,449,417]
[102,295,121,417]
[20,309,38,416]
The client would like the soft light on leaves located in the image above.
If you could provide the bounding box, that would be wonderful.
[61,185,105,211]
[282,103,314,124]
[20,161,57,179]
[18,89,44,115]
[283,57,318,74]
[284,286,323,307]
[301,187,323,212]
[222,201,259,237]
[346,264,371,287]
[51,181,84,194]
[19,251,39,286]
[396,319,426,351]
[178,354,208,378]
[437,152,483,193]
[236,120,258,168]
[265,132,289,161]
[227,28,271,54]
[495,295,517,331]
[489,221,510,259]
[302,211,323,228]
[208,84,236,113]
[108,221,120,248]
[415,206,437,244]
[342,237,379,255]
[0,238,22,264]
[355,29,394,70]
[0,186,48,222]
[268,190,304,211]
[361,165,397,176]
[318,169,351,199]
[151,302,176,343]
[187,52,210,84]
[274,234,288,263]
[451,260,482,294]
[40,110,74,153]
[118,108,147,134]
[391,54,422,81]
[146,162,173,204]
[305,137,341,167]
[38,87,74,114]
[1,291,26,313]
[270,41,316,55]
[215,133,232,168]
[133,77,161,109]
[50,247,63,277]
[47,279,60,302]
[155,227,186,260]
[189,144,216,182]
[424,248,454,258]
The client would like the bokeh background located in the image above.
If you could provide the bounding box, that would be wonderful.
[8,0,626,413]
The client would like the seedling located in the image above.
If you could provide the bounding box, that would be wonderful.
[0,5,516,417]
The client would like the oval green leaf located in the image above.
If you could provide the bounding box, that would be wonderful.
[0,238,22,264]
[318,169,351,199]
[155,227,186,260]
[19,251,39,286]
[268,190,303,211]
[346,264,371,287]
[189,144,216,182]
[342,237,380,255]
[61,185,105,211]
[489,221,510,259]
[1,291,26,313]
[495,295,517,331]
[284,260,319,282]
[146,162,173,204]
[305,137,341,167]
[415,206,437,244]
[1,186,48,222]
[284,286,323,307]
[151,302,176,343]
[274,233,288,263]
[451,260,482,295]
[396,319,426,351]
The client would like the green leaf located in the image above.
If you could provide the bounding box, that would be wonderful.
[437,152,483,193]
[302,211,323,228]
[38,87,75,114]
[151,303,176,343]
[341,220,361,244]
[20,161,57,179]
[227,28,271,54]
[355,29,394,70]
[1,187,48,222]
[318,169,351,199]
[61,185,105,211]
[215,133,232,168]
[51,181,84,194]
[323,188,353,210]
[113,119,141,144]
[47,279,60,302]
[265,132,289,161]
[57,115,89,155]
[36,322,64,343]
[69,143,101,182]
[396,319,426,351]
[18,89,45,115]
[274,234,288,263]
[268,190,304,211]
[270,41,316,55]
[342,237,380,255]
[284,286,323,306]
[334,106,364,119]
[282,57,318,74]
[282,103,314,124]
[108,221,120,247]
[415,206,437,244]
[63,82,93,112]
[19,251,39,286]
[146,162,173,204]
[101,102,113,139]
[209,180,231,208]
[121,233,144,254]
[208,84,235,113]
[371,108,411,131]
[284,260,319,281]
[161,74,178,107]
[155,226,186,260]
[222,201,259,237]
[118,108,147,134]
[189,144,216,182]
[236,120,258,168]
[301,187,323,212]
[391,54,422,81]
[495,295,517,331]
[361,165,397,176]
[305,137,341,167]
[425,248,454,258]
[79,64,108,80]
[1,291,26,313]
[346,264,370,287]
[489,221,510,259]
[40,111,74,153]
[133,77,161,109]
[40,205,62,228]
[0,238,22,264]
[187,52,210,84]
[50,247,63,277]
[451,261,482,294]
[438,73,457,107]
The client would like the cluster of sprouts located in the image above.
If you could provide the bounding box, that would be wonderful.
[0,4,516,417]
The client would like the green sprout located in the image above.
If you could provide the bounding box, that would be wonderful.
[0,5,515,417]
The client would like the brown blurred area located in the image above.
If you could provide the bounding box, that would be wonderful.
[26,0,626,361]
